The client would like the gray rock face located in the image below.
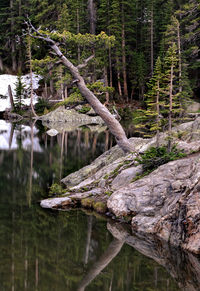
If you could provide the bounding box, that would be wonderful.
[40,197,72,208]
[61,137,150,187]
[139,117,200,154]
[187,101,200,112]
[41,117,200,254]
[40,107,104,132]
[108,153,200,253]
[111,165,143,190]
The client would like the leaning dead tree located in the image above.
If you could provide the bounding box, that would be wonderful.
[26,21,134,153]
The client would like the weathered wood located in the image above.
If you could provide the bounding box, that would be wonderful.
[8,85,14,110]
[27,22,134,153]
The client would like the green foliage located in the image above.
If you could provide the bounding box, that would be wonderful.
[35,98,51,114]
[78,106,91,114]
[54,92,84,108]
[135,145,186,172]
[49,183,66,195]
[87,81,114,94]
[14,74,27,111]
[0,0,198,106]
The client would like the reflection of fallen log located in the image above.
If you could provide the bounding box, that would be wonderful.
[108,221,200,291]
[77,238,124,291]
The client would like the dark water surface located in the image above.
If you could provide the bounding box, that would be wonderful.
[0,120,197,291]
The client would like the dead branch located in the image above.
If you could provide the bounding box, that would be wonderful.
[77,54,95,69]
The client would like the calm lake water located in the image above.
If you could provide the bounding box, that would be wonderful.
[1,120,198,291]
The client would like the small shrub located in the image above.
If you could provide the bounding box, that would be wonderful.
[81,198,93,208]
[93,202,107,213]
[35,98,51,114]
[54,92,84,108]
[78,106,91,114]
[136,145,186,172]
[49,183,66,195]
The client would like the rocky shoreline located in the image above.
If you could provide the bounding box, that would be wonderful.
[41,117,200,254]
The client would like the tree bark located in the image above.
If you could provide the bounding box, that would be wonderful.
[156,80,160,146]
[27,35,38,117]
[8,85,15,111]
[169,64,174,133]
[104,66,109,104]
[116,56,122,97]
[150,2,154,76]
[121,3,128,99]
[177,19,182,95]
[88,0,96,35]
[28,26,134,152]
[10,0,17,72]
[0,56,3,71]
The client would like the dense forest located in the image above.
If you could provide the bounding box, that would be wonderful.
[0,0,199,104]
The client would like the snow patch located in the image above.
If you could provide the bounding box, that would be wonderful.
[0,73,42,111]
[0,119,42,152]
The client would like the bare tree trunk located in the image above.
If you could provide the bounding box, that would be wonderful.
[104,66,109,105]
[0,57,3,71]
[8,85,15,111]
[116,56,122,97]
[88,0,96,82]
[108,48,113,88]
[156,80,160,146]
[150,2,154,76]
[88,0,96,34]
[44,81,48,99]
[64,86,68,99]
[10,0,17,72]
[169,64,174,133]
[27,35,38,117]
[177,20,182,95]
[28,27,134,152]
[49,70,54,95]
[18,0,22,71]
[121,3,128,99]
[76,4,81,63]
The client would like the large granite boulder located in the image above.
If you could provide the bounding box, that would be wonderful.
[108,153,200,253]
[61,137,150,187]
[40,107,105,132]
[41,117,200,254]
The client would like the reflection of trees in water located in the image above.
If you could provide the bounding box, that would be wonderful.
[0,187,182,291]
[0,123,193,291]
[78,238,124,291]
[38,128,115,182]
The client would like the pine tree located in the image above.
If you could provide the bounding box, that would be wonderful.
[163,15,192,109]
[162,43,179,132]
[145,57,163,132]
[178,0,200,92]
[14,73,27,111]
